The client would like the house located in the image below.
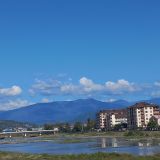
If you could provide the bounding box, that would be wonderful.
[127,102,160,129]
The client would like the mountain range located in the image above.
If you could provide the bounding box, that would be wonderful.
[0,98,160,124]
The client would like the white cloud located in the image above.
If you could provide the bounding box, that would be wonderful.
[29,79,61,96]
[105,79,138,93]
[0,99,31,111]
[30,77,140,98]
[0,86,22,96]
[154,82,160,87]
[61,84,79,94]
[79,77,104,92]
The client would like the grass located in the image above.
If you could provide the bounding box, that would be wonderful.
[0,152,160,160]
[2,131,160,140]
[48,131,160,140]
[124,131,160,139]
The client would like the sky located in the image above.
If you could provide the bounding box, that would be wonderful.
[0,0,160,110]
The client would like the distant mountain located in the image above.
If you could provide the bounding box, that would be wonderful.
[0,120,36,130]
[0,98,159,124]
[0,98,131,124]
[146,98,160,105]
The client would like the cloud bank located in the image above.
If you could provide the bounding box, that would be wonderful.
[30,77,140,97]
[0,86,22,97]
[0,77,160,111]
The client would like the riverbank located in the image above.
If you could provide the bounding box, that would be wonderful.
[41,130,160,140]
[1,131,160,145]
[0,152,160,160]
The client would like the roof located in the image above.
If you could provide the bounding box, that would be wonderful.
[98,109,127,117]
[128,102,159,109]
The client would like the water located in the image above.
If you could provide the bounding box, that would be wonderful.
[0,137,160,156]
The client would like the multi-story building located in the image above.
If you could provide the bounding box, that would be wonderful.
[127,102,160,129]
[96,111,108,129]
[106,110,127,130]
[96,109,127,130]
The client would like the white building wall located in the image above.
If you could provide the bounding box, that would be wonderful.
[158,119,160,125]
[136,109,141,127]
[144,107,153,125]
[111,114,116,127]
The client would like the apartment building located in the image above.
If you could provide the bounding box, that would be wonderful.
[96,109,127,130]
[106,110,127,130]
[127,102,160,129]
[96,111,108,129]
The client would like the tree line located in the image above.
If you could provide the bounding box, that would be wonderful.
[44,118,96,133]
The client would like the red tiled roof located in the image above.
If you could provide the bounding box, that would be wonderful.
[128,102,159,109]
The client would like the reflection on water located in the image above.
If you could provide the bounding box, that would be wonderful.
[99,137,160,149]
[0,137,159,156]
[101,138,118,148]
[101,138,106,148]
[98,137,160,156]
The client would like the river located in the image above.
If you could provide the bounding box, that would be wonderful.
[0,137,160,156]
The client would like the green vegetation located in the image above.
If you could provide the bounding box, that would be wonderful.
[49,131,160,141]
[59,123,72,133]
[113,123,127,131]
[124,131,147,137]
[40,130,160,140]
[0,152,159,160]
[72,122,83,132]
[147,118,159,130]
[44,124,54,130]
[124,130,160,138]
[85,118,96,132]
[44,119,96,133]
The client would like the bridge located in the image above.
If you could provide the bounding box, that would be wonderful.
[0,130,55,138]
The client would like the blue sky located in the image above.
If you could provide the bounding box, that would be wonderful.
[0,0,160,110]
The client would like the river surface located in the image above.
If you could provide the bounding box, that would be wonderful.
[0,137,160,156]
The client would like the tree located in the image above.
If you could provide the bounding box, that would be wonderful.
[147,118,158,130]
[85,118,96,131]
[44,124,54,130]
[114,123,127,131]
[114,124,122,131]
[64,123,71,133]
[73,122,83,132]
[51,123,72,133]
